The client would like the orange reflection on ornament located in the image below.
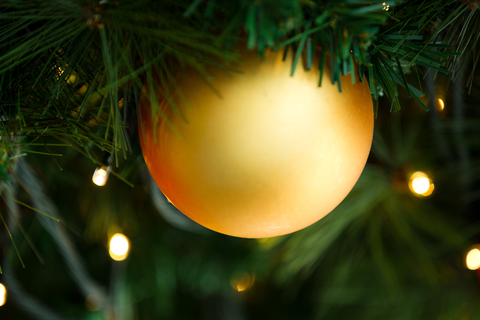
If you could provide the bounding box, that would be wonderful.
[466,246,480,270]
[0,283,6,307]
[409,171,434,197]
[230,273,255,292]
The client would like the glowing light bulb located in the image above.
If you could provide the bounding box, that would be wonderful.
[438,99,444,111]
[230,273,255,292]
[466,247,480,270]
[412,177,430,194]
[109,233,130,261]
[92,166,109,186]
[0,283,6,307]
[409,171,434,197]
[382,2,390,10]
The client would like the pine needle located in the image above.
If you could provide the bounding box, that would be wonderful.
[7,210,44,264]
[21,150,63,157]
[0,212,25,268]
[2,186,60,222]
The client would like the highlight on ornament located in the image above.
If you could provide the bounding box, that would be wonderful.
[466,246,480,270]
[109,233,130,261]
[408,171,434,197]
[230,273,255,292]
[0,283,6,307]
[92,166,110,186]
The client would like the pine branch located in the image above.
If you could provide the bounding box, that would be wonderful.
[0,0,478,183]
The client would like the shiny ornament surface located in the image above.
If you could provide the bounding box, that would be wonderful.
[139,49,373,238]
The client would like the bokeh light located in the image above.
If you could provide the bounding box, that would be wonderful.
[409,171,434,197]
[466,247,480,270]
[77,84,88,94]
[109,233,130,261]
[67,73,77,84]
[412,176,429,194]
[437,98,445,111]
[85,294,102,311]
[92,166,109,186]
[0,283,6,307]
[230,273,255,292]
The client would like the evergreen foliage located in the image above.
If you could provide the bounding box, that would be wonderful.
[0,0,478,165]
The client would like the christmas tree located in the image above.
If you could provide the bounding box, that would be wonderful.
[1,1,480,319]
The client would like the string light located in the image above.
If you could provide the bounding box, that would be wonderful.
[109,233,130,261]
[230,273,255,292]
[408,171,434,197]
[0,283,6,307]
[466,247,480,270]
[382,2,390,11]
[92,166,110,186]
[437,98,445,111]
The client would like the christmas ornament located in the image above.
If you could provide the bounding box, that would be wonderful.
[139,48,374,238]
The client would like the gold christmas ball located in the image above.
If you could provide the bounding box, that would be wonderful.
[139,49,373,238]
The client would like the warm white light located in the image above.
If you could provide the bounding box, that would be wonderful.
[438,98,444,111]
[0,283,6,307]
[412,177,430,194]
[466,247,480,270]
[382,2,390,10]
[109,233,130,261]
[409,171,434,196]
[92,166,109,186]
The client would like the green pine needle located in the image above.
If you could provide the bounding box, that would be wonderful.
[0,211,25,268]
[2,186,60,222]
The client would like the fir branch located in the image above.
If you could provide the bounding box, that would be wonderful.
[0,0,478,176]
